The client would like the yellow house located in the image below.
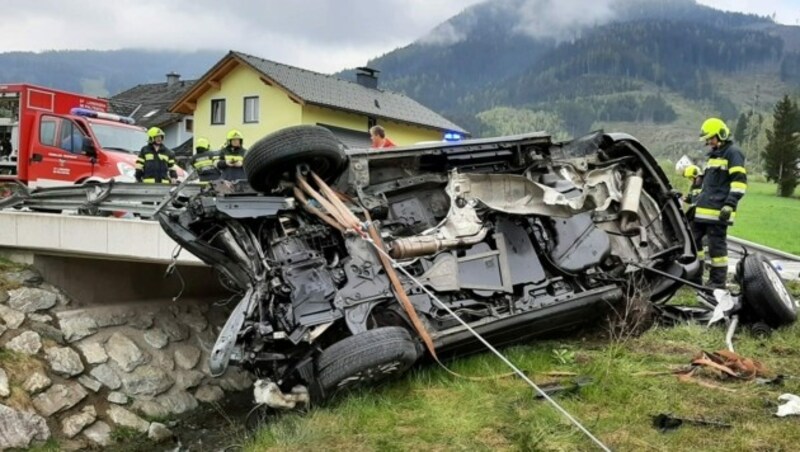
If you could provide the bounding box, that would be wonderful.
[169,51,468,150]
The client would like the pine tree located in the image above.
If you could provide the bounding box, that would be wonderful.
[734,112,749,142]
[763,95,800,197]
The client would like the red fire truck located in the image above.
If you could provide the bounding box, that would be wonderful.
[0,83,145,187]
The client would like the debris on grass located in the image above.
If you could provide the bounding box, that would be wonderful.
[776,394,800,417]
[651,413,732,432]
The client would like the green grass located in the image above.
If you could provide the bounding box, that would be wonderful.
[729,181,800,254]
[248,285,800,451]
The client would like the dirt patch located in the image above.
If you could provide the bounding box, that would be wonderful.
[114,390,253,452]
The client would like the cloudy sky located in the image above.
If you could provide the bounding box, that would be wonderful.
[1,0,797,73]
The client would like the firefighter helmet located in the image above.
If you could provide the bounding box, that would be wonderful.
[147,127,165,142]
[675,155,693,176]
[195,137,210,152]
[226,129,244,146]
[699,118,730,141]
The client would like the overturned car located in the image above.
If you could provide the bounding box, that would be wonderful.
[157,126,796,404]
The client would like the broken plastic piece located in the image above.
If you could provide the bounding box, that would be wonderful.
[253,379,309,410]
[776,394,800,417]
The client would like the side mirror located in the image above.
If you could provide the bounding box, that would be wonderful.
[82,137,97,158]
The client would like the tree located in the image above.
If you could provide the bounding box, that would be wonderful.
[763,95,800,197]
[734,112,749,143]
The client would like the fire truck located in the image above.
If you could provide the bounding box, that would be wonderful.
[0,83,145,187]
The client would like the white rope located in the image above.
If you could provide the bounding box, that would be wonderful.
[361,235,612,452]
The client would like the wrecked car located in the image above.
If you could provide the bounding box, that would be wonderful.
[157,125,797,404]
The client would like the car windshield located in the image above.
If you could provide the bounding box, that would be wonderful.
[89,123,146,153]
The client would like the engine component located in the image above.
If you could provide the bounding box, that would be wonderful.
[389,228,488,259]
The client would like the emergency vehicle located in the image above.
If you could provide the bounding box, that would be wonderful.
[0,83,144,187]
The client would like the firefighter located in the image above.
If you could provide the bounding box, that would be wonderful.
[189,137,221,183]
[217,129,247,181]
[135,127,178,184]
[690,118,747,288]
[675,155,703,206]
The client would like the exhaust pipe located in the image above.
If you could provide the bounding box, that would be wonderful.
[390,228,489,259]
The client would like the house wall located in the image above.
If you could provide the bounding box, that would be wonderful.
[193,64,302,149]
[302,105,444,146]
[161,117,193,149]
[192,63,445,150]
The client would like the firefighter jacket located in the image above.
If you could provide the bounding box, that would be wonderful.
[217,145,247,181]
[190,149,222,182]
[693,141,747,224]
[685,175,703,205]
[135,144,177,184]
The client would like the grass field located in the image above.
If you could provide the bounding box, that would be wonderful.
[729,181,800,255]
[247,284,800,452]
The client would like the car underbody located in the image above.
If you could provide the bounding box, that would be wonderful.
[157,128,706,402]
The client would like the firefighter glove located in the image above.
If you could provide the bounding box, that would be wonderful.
[719,205,733,222]
[169,169,178,179]
[135,169,143,182]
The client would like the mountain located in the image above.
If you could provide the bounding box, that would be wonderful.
[343,0,800,160]
[0,49,224,97]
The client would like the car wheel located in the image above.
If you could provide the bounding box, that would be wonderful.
[244,125,348,193]
[742,253,797,327]
[316,327,419,393]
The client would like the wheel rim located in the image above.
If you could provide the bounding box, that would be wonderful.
[336,360,404,389]
[762,261,797,311]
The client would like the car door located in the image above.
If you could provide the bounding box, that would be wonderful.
[29,115,94,187]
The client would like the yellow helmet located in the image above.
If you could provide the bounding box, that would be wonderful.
[195,137,210,152]
[226,129,244,145]
[147,127,165,142]
[683,164,701,179]
[699,118,730,141]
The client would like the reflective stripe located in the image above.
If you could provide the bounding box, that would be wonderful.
[145,154,155,160]
[710,256,729,268]
[135,163,143,169]
[697,250,705,258]
[695,207,736,222]
[730,181,747,194]
[729,166,746,174]
[193,159,215,168]
[158,154,170,162]
[690,189,702,195]
[706,158,728,169]
[142,178,169,184]
[226,155,244,162]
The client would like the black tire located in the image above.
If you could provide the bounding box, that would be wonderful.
[741,253,797,327]
[316,327,419,393]
[244,125,347,193]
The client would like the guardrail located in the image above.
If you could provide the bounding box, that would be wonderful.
[728,236,800,263]
[0,181,201,216]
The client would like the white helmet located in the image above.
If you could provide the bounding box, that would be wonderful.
[675,155,693,176]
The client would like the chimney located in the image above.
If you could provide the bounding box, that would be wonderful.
[166,72,181,87]
[355,67,379,89]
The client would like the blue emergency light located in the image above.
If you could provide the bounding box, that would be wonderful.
[70,107,136,125]
[443,132,463,142]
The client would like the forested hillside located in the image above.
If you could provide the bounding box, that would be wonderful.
[0,49,223,96]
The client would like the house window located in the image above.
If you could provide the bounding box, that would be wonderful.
[211,99,226,125]
[185,118,194,133]
[243,96,259,123]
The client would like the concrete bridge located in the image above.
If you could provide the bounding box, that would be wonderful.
[0,211,224,304]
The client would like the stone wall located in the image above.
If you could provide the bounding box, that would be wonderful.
[0,264,252,449]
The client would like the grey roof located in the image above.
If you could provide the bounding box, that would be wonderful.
[110,79,198,128]
[233,51,467,134]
